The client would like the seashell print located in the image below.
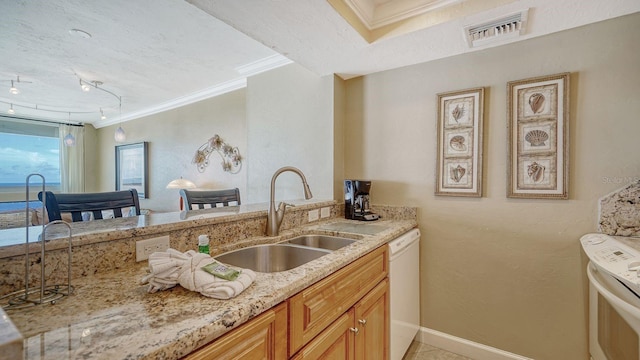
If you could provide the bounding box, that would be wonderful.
[528,93,545,114]
[450,165,466,183]
[451,104,464,123]
[527,162,545,183]
[525,130,549,146]
[449,135,466,151]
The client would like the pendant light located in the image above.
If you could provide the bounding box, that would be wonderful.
[63,113,76,146]
[114,126,126,142]
[114,97,126,142]
[7,104,15,114]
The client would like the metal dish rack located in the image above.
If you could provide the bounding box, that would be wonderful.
[0,174,74,310]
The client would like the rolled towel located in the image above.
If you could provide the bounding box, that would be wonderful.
[141,248,256,299]
[140,249,188,293]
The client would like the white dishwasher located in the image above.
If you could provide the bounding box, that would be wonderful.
[388,228,421,360]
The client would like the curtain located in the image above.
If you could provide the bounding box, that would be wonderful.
[59,124,85,193]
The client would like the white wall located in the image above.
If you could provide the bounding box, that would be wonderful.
[343,13,640,359]
[246,63,335,204]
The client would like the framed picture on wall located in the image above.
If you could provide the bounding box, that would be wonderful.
[435,87,484,197]
[507,72,570,199]
[116,142,148,199]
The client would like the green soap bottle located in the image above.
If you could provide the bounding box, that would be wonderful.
[198,234,210,254]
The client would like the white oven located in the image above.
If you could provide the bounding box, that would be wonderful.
[581,233,640,360]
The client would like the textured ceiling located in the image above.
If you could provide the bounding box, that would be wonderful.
[1,0,638,127]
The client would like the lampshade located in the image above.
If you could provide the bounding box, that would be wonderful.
[63,133,76,147]
[114,126,126,142]
[166,177,196,189]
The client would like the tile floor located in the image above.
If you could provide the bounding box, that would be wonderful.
[402,341,475,360]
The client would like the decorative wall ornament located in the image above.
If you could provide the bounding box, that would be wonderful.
[192,135,242,174]
[507,72,570,199]
[435,87,484,197]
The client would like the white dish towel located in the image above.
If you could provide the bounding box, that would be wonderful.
[140,248,256,299]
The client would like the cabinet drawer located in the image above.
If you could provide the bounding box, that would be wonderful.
[289,245,388,354]
[184,302,287,360]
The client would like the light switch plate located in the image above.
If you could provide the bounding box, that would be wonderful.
[320,207,331,218]
[308,209,319,222]
[136,236,170,262]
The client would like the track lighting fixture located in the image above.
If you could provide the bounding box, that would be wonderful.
[80,79,91,92]
[9,80,19,95]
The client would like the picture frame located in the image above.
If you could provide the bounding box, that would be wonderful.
[435,87,484,197]
[507,72,570,199]
[115,142,148,199]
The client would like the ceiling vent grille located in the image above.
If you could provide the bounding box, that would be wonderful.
[464,9,529,48]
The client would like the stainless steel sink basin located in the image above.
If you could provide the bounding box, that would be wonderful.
[284,234,357,251]
[214,244,331,273]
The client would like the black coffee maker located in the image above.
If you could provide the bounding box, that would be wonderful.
[344,180,379,221]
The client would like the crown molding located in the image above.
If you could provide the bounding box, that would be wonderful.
[93,78,246,128]
[235,54,293,76]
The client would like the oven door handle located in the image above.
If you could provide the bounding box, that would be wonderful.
[587,262,640,319]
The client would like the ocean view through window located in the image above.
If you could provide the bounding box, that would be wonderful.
[0,119,61,199]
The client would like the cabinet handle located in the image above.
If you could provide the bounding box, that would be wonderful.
[349,327,359,334]
[358,319,367,326]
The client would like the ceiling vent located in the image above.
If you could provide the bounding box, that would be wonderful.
[464,9,529,48]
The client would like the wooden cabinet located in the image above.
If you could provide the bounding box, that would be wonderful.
[288,245,387,355]
[184,302,287,360]
[354,279,389,360]
[291,279,389,360]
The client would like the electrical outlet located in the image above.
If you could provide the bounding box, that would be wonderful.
[136,236,170,262]
[308,209,319,222]
[320,207,331,218]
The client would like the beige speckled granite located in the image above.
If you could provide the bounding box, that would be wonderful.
[599,180,640,237]
[0,202,417,359]
[0,201,335,296]
[4,218,416,360]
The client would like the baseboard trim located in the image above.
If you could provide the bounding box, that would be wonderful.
[416,327,533,360]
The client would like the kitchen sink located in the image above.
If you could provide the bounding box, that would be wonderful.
[284,234,357,251]
[214,244,331,273]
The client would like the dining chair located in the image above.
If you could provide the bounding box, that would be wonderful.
[179,188,240,210]
[38,189,141,222]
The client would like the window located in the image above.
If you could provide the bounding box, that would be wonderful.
[0,117,61,196]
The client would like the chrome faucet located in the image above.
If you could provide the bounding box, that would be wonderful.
[266,166,313,236]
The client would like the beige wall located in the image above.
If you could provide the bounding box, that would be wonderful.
[246,63,335,204]
[96,90,247,212]
[343,13,640,359]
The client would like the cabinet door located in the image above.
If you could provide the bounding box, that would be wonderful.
[290,309,356,360]
[354,278,389,360]
[185,302,287,360]
[289,245,388,354]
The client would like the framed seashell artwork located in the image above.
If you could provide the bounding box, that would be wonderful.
[507,72,570,199]
[436,87,484,197]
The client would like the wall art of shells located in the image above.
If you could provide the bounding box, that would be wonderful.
[527,161,545,183]
[451,104,464,123]
[450,165,466,183]
[449,135,466,151]
[436,87,484,197]
[525,129,549,146]
[528,93,545,114]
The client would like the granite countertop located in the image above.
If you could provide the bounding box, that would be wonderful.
[3,218,417,359]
